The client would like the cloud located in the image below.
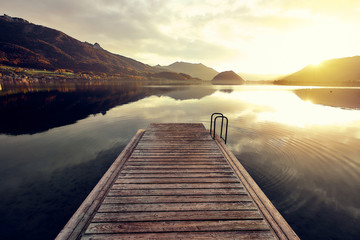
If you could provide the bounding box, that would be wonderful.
[1,0,360,73]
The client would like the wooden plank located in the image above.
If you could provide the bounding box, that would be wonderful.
[130,155,225,158]
[125,162,227,165]
[138,139,214,142]
[133,151,220,154]
[135,146,217,149]
[117,172,236,178]
[108,188,247,196]
[111,183,243,189]
[92,210,262,222]
[136,143,217,146]
[128,156,226,161]
[85,220,270,234]
[102,195,251,204]
[144,129,208,132]
[81,231,277,240]
[133,157,219,161]
[131,151,222,153]
[131,152,223,155]
[126,161,227,165]
[141,134,211,137]
[130,153,225,157]
[55,129,146,240]
[141,134,210,139]
[135,146,219,149]
[120,169,234,173]
[149,123,204,126]
[149,123,206,130]
[98,202,256,212]
[123,165,232,169]
[139,139,213,142]
[135,141,216,144]
[142,133,210,136]
[145,126,207,130]
[115,177,238,183]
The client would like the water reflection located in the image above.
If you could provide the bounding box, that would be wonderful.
[229,120,360,239]
[215,87,360,127]
[1,83,360,240]
[295,87,360,109]
[0,82,215,135]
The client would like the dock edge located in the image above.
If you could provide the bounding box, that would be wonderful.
[214,134,300,240]
[55,129,146,240]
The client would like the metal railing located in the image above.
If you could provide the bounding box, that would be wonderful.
[210,113,228,144]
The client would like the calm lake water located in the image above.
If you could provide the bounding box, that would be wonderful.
[0,81,360,239]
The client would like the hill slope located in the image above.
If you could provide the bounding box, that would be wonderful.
[157,62,218,80]
[239,72,283,81]
[212,71,244,84]
[0,14,156,76]
[275,56,360,86]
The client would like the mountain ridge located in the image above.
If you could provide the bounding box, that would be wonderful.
[0,14,197,81]
[0,14,154,75]
[275,56,360,86]
[156,61,218,80]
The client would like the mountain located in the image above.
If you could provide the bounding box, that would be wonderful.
[0,14,157,76]
[157,62,218,80]
[151,71,193,80]
[275,56,360,86]
[0,14,196,81]
[212,71,244,84]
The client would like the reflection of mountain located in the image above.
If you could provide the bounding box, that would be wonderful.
[295,88,360,109]
[275,56,360,86]
[161,87,215,100]
[0,83,216,135]
[219,89,234,94]
[0,84,150,135]
[156,62,218,80]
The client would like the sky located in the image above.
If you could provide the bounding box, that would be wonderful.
[1,0,360,75]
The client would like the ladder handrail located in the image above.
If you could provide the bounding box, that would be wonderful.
[210,113,228,144]
[210,113,223,138]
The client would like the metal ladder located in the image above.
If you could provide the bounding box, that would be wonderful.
[210,113,228,144]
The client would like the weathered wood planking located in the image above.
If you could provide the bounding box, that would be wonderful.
[80,231,277,240]
[56,123,299,240]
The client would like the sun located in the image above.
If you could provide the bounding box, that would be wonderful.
[309,59,324,67]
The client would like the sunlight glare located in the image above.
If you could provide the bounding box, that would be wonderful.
[215,90,360,128]
[309,59,323,67]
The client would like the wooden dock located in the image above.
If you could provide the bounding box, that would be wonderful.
[56,123,299,240]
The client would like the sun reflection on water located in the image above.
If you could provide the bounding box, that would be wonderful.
[214,89,360,128]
